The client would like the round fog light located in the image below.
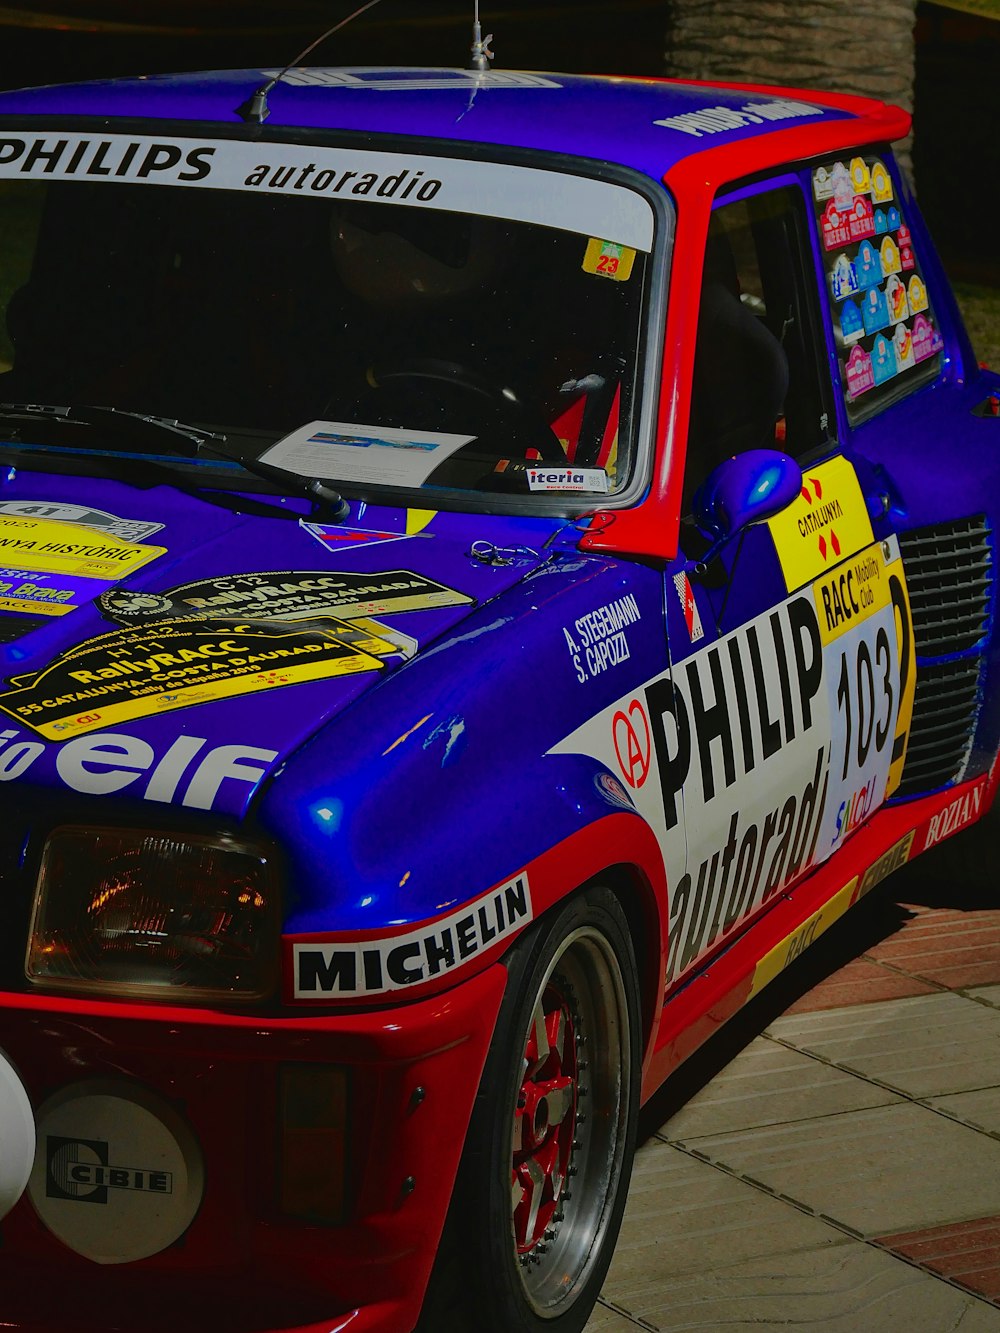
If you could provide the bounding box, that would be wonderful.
[27,1079,204,1264]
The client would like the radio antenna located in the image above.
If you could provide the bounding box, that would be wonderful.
[470,1,494,72]
[236,0,385,124]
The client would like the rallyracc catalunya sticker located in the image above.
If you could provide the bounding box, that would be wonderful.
[99,569,473,626]
[0,619,387,741]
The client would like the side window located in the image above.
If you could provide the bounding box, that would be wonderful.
[812,152,943,421]
[684,185,834,507]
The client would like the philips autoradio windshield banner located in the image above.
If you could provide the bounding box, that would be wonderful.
[0,131,656,251]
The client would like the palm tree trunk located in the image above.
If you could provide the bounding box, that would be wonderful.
[664,0,917,172]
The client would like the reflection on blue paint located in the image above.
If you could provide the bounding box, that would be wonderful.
[312,799,344,832]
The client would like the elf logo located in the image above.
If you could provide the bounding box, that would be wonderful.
[45,1136,172,1204]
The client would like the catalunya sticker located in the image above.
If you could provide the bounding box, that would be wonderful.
[0,516,164,580]
[767,455,874,593]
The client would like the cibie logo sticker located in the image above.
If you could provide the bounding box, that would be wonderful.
[767,455,874,593]
[45,1136,172,1203]
[28,1081,203,1265]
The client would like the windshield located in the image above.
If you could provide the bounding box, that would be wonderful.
[0,130,660,508]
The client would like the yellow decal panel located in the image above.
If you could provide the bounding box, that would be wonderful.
[0,516,164,579]
[768,455,874,593]
[0,620,384,740]
[749,876,858,999]
[883,545,915,799]
[749,833,914,998]
[582,237,637,282]
[812,542,891,646]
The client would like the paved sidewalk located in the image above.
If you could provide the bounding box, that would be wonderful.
[587,832,1000,1331]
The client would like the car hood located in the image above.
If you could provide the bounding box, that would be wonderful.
[0,470,557,819]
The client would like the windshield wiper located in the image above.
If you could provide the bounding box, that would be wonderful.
[0,403,350,520]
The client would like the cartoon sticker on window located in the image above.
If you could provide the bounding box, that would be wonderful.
[862,285,890,336]
[885,273,909,324]
[840,299,864,345]
[832,254,859,301]
[893,321,915,373]
[845,346,875,399]
[856,240,883,291]
[850,157,872,196]
[870,160,894,204]
[872,333,896,386]
[812,153,942,421]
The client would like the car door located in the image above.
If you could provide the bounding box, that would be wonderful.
[659,177,916,986]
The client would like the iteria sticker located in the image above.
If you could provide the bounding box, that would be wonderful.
[100,569,473,625]
[582,238,637,281]
[0,516,164,580]
[0,620,385,740]
[767,455,874,593]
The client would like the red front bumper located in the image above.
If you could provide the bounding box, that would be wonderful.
[0,964,507,1333]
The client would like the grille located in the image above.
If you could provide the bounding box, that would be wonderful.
[895,658,982,798]
[898,517,992,655]
[895,517,993,798]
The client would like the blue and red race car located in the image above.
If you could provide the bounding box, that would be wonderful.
[0,61,995,1333]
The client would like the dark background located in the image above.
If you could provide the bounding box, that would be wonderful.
[0,1,996,276]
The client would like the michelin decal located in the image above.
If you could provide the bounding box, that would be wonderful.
[293,873,532,998]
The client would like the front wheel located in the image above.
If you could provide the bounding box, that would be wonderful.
[420,886,641,1333]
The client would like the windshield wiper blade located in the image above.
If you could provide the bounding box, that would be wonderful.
[0,403,349,519]
[0,401,223,450]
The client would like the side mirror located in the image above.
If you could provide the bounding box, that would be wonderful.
[693,449,804,544]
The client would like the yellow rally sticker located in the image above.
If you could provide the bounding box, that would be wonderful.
[0,595,73,617]
[0,516,164,579]
[768,455,874,593]
[749,832,914,998]
[812,541,891,646]
[0,620,384,740]
[582,238,636,282]
[749,876,858,999]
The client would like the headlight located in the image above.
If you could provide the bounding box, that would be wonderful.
[26,826,280,1003]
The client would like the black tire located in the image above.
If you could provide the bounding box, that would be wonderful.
[418,886,641,1333]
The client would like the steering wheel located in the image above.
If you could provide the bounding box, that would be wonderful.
[368,357,567,462]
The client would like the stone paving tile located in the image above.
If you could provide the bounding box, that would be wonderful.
[675,1102,1000,1236]
[602,1238,1000,1331]
[784,957,938,1013]
[868,907,1000,990]
[930,1086,1000,1135]
[584,1303,647,1331]
[969,985,1000,1010]
[659,1038,900,1140]
[876,1215,1000,1305]
[604,1137,849,1281]
[767,991,1000,1098]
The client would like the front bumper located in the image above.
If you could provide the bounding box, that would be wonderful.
[0,963,507,1333]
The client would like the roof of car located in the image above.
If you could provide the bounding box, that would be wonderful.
[0,67,909,182]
